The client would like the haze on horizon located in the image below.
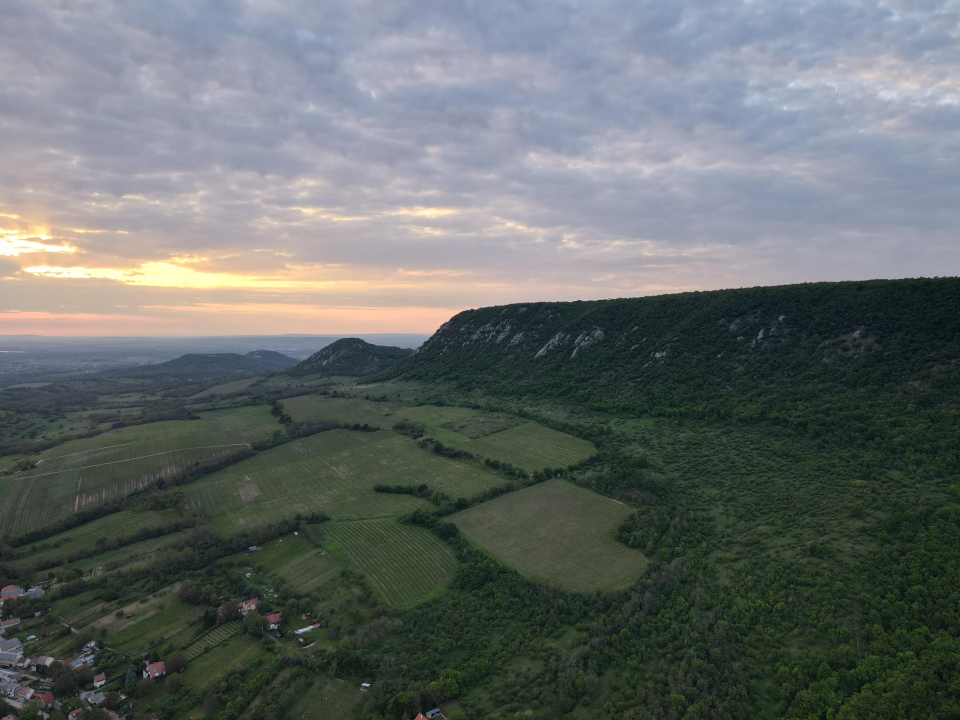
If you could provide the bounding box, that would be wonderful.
[1,0,957,337]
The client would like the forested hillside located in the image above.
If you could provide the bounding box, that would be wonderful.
[384,278,960,475]
[290,338,413,377]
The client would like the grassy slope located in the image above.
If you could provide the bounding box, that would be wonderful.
[453,479,646,591]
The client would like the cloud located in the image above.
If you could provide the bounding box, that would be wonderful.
[0,0,957,334]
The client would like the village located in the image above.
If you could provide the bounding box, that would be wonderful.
[0,581,312,720]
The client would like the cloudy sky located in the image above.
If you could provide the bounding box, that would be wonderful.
[0,0,957,335]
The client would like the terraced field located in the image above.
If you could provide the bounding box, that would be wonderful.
[322,518,456,608]
[50,531,188,577]
[0,408,278,535]
[287,676,362,720]
[453,479,646,591]
[185,621,241,660]
[459,422,596,471]
[184,430,505,531]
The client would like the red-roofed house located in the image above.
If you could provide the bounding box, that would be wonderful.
[93,673,106,688]
[240,598,262,615]
[37,690,55,706]
[68,709,85,720]
[264,612,282,630]
[0,586,21,600]
[143,661,166,680]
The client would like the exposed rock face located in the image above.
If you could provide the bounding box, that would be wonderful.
[289,338,413,377]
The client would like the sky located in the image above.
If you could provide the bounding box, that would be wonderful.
[0,0,957,336]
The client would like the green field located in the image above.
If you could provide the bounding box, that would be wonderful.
[108,599,205,653]
[441,411,526,438]
[189,377,261,399]
[12,509,173,571]
[243,535,345,595]
[184,429,506,530]
[322,518,457,608]
[182,634,266,691]
[287,676,363,720]
[283,395,396,427]
[453,479,646,591]
[0,407,278,535]
[457,423,596,472]
[49,531,188,578]
[185,621,242,660]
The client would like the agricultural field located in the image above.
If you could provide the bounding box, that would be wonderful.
[104,599,205,654]
[0,408,279,535]
[441,411,526,438]
[322,518,457,608]
[185,621,241,660]
[11,509,174,572]
[182,634,267,691]
[286,676,362,720]
[184,430,506,530]
[189,377,262,399]
[282,395,395,427]
[457,422,596,472]
[239,534,344,596]
[48,531,189,579]
[453,479,646,591]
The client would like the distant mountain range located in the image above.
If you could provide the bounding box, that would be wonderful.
[289,338,413,377]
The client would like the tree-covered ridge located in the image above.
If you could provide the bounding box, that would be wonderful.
[290,338,413,377]
[384,278,960,474]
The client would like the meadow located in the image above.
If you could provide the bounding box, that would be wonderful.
[453,479,646,591]
[321,518,457,609]
[182,634,266,691]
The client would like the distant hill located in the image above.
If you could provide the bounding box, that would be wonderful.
[381,278,960,471]
[289,338,413,377]
[119,350,297,378]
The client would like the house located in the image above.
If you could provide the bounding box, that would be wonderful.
[15,655,32,670]
[143,661,166,679]
[0,638,21,653]
[426,711,446,720]
[16,685,34,701]
[83,640,98,653]
[32,655,56,669]
[0,586,22,600]
[81,690,106,706]
[0,681,18,698]
[37,690,55,706]
[68,657,88,671]
[94,673,107,688]
[264,612,282,630]
[22,586,44,600]
[239,598,261,615]
[0,652,21,668]
[68,709,85,720]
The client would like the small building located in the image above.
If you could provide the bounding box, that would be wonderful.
[16,685,34,701]
[81,690,106,706]
[15,655,31,670]
[143,661,166,679]
[94,673,107,688]
[426,710,446,720]
[360,682,371,691]
[247,546,261,553]
[37,690,55,707]
[0,638,21,653]
[68,709,85,720]
[32,655,56,669]
[264,612,282,630]
[0,586,22,600]
[0,681,18,698]
[239,598,262,615]
[0,652,21,669]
